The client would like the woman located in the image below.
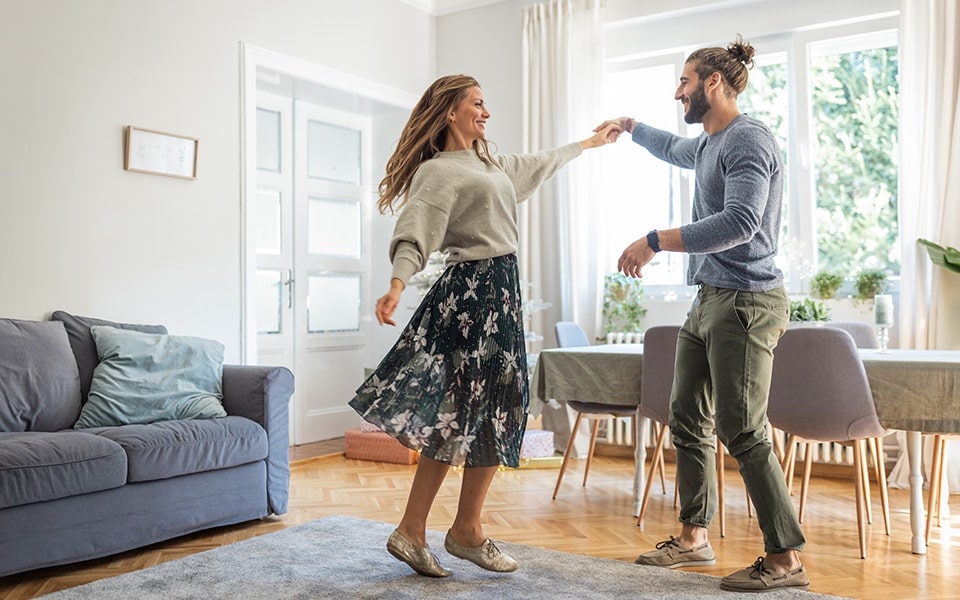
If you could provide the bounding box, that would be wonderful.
[350,74,618,577]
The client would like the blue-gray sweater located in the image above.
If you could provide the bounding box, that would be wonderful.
[632,114,784,292]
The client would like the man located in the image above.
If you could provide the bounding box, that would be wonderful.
[598,35,809,593]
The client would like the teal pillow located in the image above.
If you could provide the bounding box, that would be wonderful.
[74,326,227,428]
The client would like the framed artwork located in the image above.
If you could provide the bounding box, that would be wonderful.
[124,126,198,179]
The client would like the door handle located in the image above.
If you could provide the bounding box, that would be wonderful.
[284,269,294,309]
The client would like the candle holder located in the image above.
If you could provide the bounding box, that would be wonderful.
[874,294,894,353]
[877,326,890,353]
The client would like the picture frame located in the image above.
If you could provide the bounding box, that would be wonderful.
[124,126,198,179]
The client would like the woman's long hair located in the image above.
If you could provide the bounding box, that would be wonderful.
[377,74,495,214]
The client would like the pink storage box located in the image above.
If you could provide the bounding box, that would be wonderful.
[520,429,555,459]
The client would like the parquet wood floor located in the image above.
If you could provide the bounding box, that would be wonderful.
[1,440,956,599]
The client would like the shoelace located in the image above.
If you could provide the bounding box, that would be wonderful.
[749,556,771,579]
[655,536,681,550]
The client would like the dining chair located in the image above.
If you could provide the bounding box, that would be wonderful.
[635,325,737,536]
[767,326,891,559]
[551,321,639,500]
[780,321,885,525]
[825,321,879,348]
[924,433,960,542]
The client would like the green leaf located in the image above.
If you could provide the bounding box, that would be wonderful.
[918,239,960,274]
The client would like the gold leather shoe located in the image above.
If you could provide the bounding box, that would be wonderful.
[386,529,452,577]
[444,531,519,572]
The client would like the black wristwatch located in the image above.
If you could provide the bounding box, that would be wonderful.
[646,230,661,253]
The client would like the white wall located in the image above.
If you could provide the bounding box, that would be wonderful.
[0,0,434,362]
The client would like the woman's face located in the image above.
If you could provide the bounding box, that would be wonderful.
[447,86,490,145]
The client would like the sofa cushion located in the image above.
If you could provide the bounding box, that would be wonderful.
[90,416,268,482]
[0,431,127,509]
[74,326,227,429]
[50,310,167,403]
[0,319,82,432]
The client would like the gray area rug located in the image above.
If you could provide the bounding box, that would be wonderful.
[40,515,852,600]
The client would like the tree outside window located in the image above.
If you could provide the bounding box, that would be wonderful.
[811,44,900,277]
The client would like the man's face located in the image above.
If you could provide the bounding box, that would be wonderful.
[675,62,711,124]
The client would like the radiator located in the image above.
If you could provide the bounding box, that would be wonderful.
[595,333,641,446]
[596,333,895,468]
[601,421,886,468]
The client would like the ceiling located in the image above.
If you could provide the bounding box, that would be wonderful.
[399,0,510,17]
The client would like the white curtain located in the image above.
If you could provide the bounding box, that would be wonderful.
[520,0,606,346]
[888,0,960,492]
[897,0,960,352]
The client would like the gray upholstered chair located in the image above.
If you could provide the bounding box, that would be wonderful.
[635,325,735,536]
[767,326,891,558]
[551,321,639,500]
[825,321,879,348]
[780,321,886,527]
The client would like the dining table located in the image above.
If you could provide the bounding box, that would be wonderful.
[529,342,960,555]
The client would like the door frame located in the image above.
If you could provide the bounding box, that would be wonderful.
[239,42,417,365]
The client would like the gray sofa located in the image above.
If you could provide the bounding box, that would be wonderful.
[0,312,294,578]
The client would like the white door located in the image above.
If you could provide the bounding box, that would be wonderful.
[254,93,372,444]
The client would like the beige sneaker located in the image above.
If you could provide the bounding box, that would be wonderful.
[634,536,716,569]
[720,556,810,592]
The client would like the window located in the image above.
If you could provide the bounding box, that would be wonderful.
[600,56,693,293]
[809,34,900,278]
[600,25,899,296]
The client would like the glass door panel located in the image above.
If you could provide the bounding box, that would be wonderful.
[307,196,361,258]
[307,274,361,333]
[256,269,283,334]
[307,120,361,184]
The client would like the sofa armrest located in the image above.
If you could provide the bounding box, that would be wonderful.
[221,364,294,515]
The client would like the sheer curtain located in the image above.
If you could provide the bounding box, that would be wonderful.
[898,0,960,351]
[889,0,960,491]
[520,0,606,346]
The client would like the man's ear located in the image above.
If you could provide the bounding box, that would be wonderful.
[707,71,723,87]
[707,71,723,93]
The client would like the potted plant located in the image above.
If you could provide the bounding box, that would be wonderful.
[809,270,844,300]
[601,272,646,339]
[789,298,831,323]
[918,238,960,274]
[853,269,889,303]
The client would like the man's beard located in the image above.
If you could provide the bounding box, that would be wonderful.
[683,81,710,124]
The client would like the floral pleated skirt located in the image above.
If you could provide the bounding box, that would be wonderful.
[349,254,529,468]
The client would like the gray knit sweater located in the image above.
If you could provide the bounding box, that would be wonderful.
[632,114,784,292]
[389,142,582,285]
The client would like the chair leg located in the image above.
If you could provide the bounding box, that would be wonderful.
[925,434,945,543]
[798,442,813,524]
[582,418,601,487]
[780,434,798,494]
[870,437,891,535]
[638,423,668,527]
[552,412,584,499]
[771,426,785,462]
[936,437,947,528]
[853,439,867,559]
[860,442,874,525]
[717,438,726,538]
